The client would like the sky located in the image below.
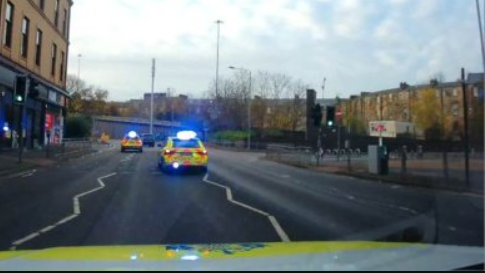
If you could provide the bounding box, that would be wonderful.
[67,0,483,101]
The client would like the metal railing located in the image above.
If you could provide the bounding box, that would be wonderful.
[46,138,99,159]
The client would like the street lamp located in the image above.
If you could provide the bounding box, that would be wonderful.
[215,20,224,98]
[77,54,82,93]
[229,66,252,150]
[77,54,82,80]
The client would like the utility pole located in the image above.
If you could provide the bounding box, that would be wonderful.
[150,58,156,134]
[319,78,326,163]
[476,0,485,81]
[462,68,471,187]
[215,20,223,98]
[248,71,252,150]
[77,54,82,92]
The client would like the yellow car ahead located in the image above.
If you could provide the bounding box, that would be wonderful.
[159,131,208,173]
[121,131,143,153]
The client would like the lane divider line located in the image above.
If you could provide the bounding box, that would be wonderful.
[10,173,117,250]
[203,174,290,242]
[5,169,37,180]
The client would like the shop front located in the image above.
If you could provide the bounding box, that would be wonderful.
[0,60,69,150]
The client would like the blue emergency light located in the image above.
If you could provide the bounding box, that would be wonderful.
[177,131,197,140]
[2,123,10,132]
[128,131,138,138]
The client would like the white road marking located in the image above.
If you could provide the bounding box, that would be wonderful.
[203,174,290,242]
[10,173,117,249]
[6,169,37,180]
[39,226,56,233]
[268,216,291,242]
[346,195,356,200]
[12,233,40,247]
[448,226,457,232]
[398,206,419,215]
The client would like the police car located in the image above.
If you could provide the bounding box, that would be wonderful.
[121,131,143,153]
[159,131,208,172]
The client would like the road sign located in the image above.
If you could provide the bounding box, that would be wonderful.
[336,108,342,120]
[369,121,418,138]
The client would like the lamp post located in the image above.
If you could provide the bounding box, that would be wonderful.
[215,20,223,98]
[229,66,252,150]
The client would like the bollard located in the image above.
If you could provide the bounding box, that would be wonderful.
[401,146,407,176]
[443,150,449,180]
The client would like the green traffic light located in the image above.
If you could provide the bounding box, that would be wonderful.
[15,95,24,102]
[328,121,334,127]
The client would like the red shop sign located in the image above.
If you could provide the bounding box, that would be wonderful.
[45,113,55,131]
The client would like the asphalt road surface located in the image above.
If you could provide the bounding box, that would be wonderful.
[0,146,482,251]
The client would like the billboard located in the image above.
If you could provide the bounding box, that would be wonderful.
[369,121,417,138]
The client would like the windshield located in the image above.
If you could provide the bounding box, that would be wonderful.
[0,0,483,271]
[124,136,141,141]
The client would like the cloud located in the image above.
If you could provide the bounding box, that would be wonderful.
[68,0,483,101]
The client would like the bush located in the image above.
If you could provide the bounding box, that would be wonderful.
[212,131,252,141]
[66,115,92,138]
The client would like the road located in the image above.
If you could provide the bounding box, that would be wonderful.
[0,146,482,251]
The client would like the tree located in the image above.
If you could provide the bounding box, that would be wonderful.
[65,115,92,138]
[470,95,484,147]
[66,74,110,117]
[413,87,453,140]
[205,70,310,134]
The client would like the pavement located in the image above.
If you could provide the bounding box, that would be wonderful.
[268,152,484,193]
[0,146,482,252]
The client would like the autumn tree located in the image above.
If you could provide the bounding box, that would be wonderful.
[67,75,110,117]
[413,87,453,140]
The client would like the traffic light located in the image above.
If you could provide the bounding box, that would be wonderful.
[311,104,323,127]
[326,106,336,128]
[14,76,27,105]
[29,79,40,99]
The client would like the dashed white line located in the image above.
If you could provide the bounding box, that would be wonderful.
[346,195,356,200]
[203,174,290,242]
[10,173,117,249]
[6,169,37,180]
[12,233,40,247]
[448,226,457,232]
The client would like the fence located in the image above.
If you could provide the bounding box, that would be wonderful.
[265,144,484,193]
[208,140,270,151]
[45,138,103,159]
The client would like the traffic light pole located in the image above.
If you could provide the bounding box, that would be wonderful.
[317,126,322,166]
[17,77,30,164]
[337,124,341,162]
[461,68,470,188]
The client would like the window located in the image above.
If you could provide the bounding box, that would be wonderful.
[54,0,59,27]
[474,89,479,98]
[51,43,57,77]
[452,103,459,118]
[402,109,409,121]
[60,51,65,82]
[62,9,68,37]
[39,0,45,11]
[3,2,14,48]
[20,17,30,58]
[35,29,43,66]
[452,89,458,97]
[173,139,201,149]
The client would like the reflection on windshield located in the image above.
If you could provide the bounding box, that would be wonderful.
[0,0,483,271]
